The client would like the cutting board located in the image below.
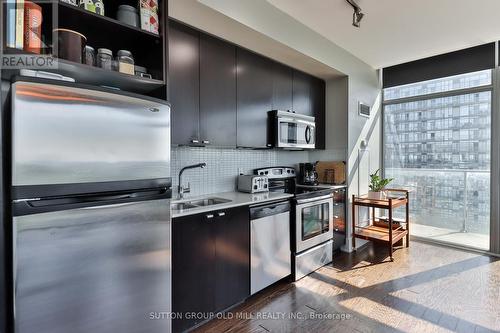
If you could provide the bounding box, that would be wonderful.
[316,161,346,185]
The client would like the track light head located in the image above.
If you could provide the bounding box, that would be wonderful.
[346,0,364,28]
[353,10,364,27]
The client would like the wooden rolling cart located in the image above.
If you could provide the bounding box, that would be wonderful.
[352,189,410,261]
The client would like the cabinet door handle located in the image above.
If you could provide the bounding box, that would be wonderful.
[206,214,214,219]
[217,212,226,217]
[202,140,210,144]
[191,139,199,144]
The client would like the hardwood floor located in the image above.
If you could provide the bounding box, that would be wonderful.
[194,241,500,333]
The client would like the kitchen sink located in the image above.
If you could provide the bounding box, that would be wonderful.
[188,198,232,206]
[171,202,197,211]
[171,197,232,212]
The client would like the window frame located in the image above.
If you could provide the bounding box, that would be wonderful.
[381,69,494,251]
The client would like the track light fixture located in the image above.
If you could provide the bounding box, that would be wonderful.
[346,0,364,28]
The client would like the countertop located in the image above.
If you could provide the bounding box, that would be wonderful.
[296,183,347,190]
[171,191,294,218]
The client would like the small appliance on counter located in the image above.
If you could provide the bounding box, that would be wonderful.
[299,162,319,185]
[238,175,269,193]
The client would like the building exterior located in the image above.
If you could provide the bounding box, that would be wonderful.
[383,71,491,235]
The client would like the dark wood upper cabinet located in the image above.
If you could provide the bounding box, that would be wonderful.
[169,21,200,145]
[311,76,326,150]
[292,69,326,149]
[168,21,326,149]
[292,69,314,116]
[200,34,237,146]
[236,48,274,148]
[272,62,293,111]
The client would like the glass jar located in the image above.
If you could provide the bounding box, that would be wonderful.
[116,50,135,75]
[84,45,95,66]
[117,5,139,27]
[96,48,113,70]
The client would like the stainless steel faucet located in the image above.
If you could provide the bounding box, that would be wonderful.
[178,163,207,199]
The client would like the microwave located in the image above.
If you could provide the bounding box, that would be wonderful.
[271,110,316,149]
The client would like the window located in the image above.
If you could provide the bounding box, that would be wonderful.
[383,70,491,250]
[384,70,492,100]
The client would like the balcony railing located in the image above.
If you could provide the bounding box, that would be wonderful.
[385,167,490,235]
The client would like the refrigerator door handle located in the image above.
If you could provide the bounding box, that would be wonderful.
[81,203,134,210]
[27,188,168,208]
[13,187,171,217]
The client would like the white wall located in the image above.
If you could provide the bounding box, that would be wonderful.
[170,0,383,251]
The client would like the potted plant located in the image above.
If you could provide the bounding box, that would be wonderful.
[368,169,394,199]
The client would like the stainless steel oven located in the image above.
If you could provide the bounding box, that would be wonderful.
[295,193,333,253]
[271,110,316,149]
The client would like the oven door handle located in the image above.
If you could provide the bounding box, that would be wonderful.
[296,194,332,204]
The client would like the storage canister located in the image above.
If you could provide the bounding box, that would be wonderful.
[117,5,139,27]
[96,48,113,70]
[84,45,95,66]
[117,50,135,75]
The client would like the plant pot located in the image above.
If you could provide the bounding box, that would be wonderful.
[368,191,385,200]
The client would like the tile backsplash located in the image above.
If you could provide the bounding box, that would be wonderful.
[171,147,310,197]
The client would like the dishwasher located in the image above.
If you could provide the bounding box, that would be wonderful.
[250,200,291,295]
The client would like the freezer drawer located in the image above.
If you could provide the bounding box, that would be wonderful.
[12,80,170,186]
[294,240,332,281]
[13,199,171,333]
[250,203,291,295]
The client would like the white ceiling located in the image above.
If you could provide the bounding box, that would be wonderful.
[268,0,500,69]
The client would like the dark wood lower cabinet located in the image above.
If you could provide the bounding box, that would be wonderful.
[172,206,250,333]
[172,213,215,333]
[214,206,250,311]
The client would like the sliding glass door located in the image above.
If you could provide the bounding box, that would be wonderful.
[383,70,492,250]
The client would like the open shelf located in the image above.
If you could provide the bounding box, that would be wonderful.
[56,2,165,82]
[2,0,167,97]
[354,225,408,244]
[1,56,165,95]
[57,2,161,40]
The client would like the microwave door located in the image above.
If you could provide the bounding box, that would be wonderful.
[296,119,315,145]
[279,120,297,145]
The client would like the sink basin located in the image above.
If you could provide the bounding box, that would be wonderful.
[171,197,232,212]
[188,198,232,206]
[171,202,197,211]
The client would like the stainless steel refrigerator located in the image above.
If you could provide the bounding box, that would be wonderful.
[10,79,172,333]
